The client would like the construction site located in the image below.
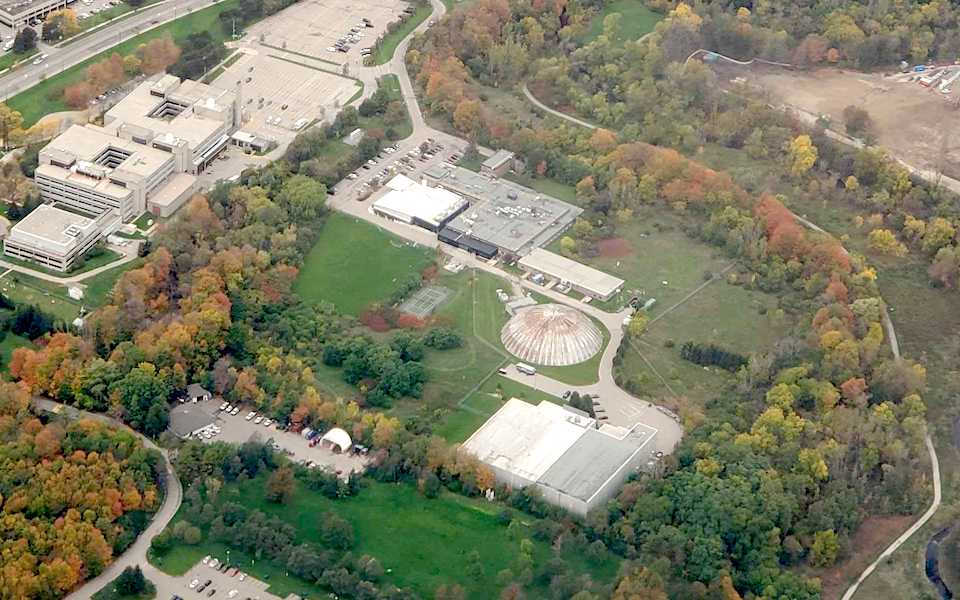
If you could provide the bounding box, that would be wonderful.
[721,64,960,179]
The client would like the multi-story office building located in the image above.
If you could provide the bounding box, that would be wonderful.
[3,204,120,272]
[0,0,73,28]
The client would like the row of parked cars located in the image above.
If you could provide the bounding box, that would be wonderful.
[185,556,253,599]
[243,410,273,428]
[327,17,374,54]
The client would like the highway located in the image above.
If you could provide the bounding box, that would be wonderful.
[0,0,216,102]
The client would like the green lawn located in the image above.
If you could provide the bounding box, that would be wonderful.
[81,257,145,308]
[133,213,157,231]
[551,209,732,312]
[0,332,33,373]
[582,0,662,45]
[0,48,37,73]
[372,3,431,66]
[0,273,81,322]
[504,171,578,204]
[10,0,244,126]
[152,476,622,599]
[436,375,560,442]
[293,212,434,316]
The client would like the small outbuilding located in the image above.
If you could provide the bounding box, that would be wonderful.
[186,383,212,403]
[320,427,352,453]
[481,149,516,177]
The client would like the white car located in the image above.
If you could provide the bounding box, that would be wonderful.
[327,46,336,52]
[209,558,220,569]
[219,402,228,411]
[254,416,263,424]
[189,579,200,589]
[202,555,211,565]
[238,573,246,581]
[230,407,240,415]
[228,591,239,599]
[245,411,256,421]
[262,419,272,427]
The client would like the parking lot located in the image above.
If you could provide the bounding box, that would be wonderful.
[244,0,408,61]
[196,399,369,478]
[212,48,358,141]
[158,557,283,600]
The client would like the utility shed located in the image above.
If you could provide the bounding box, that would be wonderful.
[518,248,625,301]
[462,399,658,516]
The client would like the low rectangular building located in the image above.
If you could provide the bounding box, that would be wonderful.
[481,149,516,177]
[3,204,120,272]
[518,248,625,301]
[462,398,657,516]
[425,164,582,257]
[371,174,468,232]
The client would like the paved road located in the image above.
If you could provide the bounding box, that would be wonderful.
[0,240,139,286]
[0,0,216,102]
[522,83,597,130]
[29,398,184,600]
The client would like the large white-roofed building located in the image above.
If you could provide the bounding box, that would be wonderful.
[518,248,625,301]
[371,174,469,232]
[462,398,658,516]
[3,204,121,272]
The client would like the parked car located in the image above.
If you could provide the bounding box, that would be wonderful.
[254,416,263,424]
[189,579,200,589]
[206,588,217,597]
[230,407,240,415]
[263,419,272,427]
[245,411,256,421]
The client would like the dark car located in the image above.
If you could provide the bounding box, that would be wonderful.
[207,588,217,597]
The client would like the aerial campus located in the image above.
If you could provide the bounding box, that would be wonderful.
[0,0,957,599]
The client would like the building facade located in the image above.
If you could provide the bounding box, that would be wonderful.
[3,204,120,272]
[0,0,74,28]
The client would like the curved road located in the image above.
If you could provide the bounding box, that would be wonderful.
[29,398,183,600]
[519,66,941,600]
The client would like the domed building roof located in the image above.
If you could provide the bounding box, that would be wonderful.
[320,427,352,453]
[500,303,602,366]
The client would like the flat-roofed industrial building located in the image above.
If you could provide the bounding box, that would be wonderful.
[371,174,469,232]
[518,247,625,301]
[462,398,657,516]
[0,0,73,28]
[3,204,120,272]
[424,164,582,258]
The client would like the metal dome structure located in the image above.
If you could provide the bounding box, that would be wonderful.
[500,303,602,366]
[320,427,352,453]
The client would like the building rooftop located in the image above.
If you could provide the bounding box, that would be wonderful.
[104,76,236,150]
[518,248,625,299]
[0,0,56,17]
[169,403,216,438]
[425,164,582,255]
[500,303,603,366]
[373,174,469,228]
[148,173,196,209]
[462,398,658,504]
[7,204,111,252]
[43,124,174,180]
[482,149,515,170]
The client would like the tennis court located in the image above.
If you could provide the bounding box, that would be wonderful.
[399,285,451,318]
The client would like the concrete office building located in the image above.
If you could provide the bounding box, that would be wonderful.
[462,398,658,516]
[3,204,120,272]
[104,74,240,175]
[0,0,73,28]
[35,124,177,222]
[519,248,625,301]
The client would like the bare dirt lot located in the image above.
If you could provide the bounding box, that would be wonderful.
[722,65,960,179]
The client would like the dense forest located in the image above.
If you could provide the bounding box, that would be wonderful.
[0,382,163,598]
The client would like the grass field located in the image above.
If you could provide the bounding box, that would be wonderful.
[582,0,662,45]
[152,476,622,599]
[372,3,431,66]
[620,279,791,409]
[0,247,125,278]
[504,171,578,204]
[0,48,37,73]
[10,0,244,126]
[435,375,560,442]
[0,273,81,321]
[81,257,144,308]
[294,213,434,316]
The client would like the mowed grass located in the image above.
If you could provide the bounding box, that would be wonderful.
[10,0,244,126]
[80,257,144,308]
[153,475,622,599]
[372,3,431,66]
[0,273,80,321]
[582,0,661,45]
[293,213,434,316]
[436,375,561,442]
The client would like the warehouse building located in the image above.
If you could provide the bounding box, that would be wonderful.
[3,204,120,272]
[462,398,658,516]
[371,174,469,232]
[518,248,625,301]
[103,74,240,175]
[425,164,581,257]
[168,403,216,440]
[0,0,73,28]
